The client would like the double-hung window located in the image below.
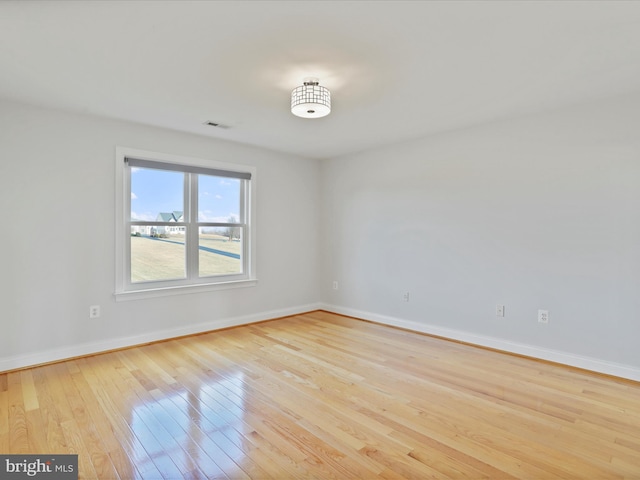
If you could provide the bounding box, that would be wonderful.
[115,147,256,299]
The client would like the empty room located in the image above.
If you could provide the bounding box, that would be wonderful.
[1,1,639,478]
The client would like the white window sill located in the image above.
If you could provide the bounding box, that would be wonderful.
[114,278,258,302]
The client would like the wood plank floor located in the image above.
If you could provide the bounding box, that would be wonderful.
[1,310,640,479]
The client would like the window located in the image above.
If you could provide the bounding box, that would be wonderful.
[115,148,256,300]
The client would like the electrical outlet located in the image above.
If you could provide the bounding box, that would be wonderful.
[402,292,410,302]
[496,304,505,317]
[538,309,549,324]
[332,280,339,290]
[89,305,101,319]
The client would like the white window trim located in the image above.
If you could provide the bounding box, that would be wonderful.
[115,147,257,302]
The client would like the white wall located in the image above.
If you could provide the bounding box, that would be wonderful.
[0,99,321,370]
[320,93,640,379]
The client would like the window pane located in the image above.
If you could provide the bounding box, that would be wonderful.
[131,229,186,282]
[131,167,184,222]
[199,227,243,277]
[198,175,241,222]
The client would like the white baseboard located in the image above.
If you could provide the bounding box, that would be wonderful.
[319,303,640,382]
[5,302,639,382]
[0,303,323,372]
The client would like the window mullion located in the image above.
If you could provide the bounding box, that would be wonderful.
[186,173,199,281]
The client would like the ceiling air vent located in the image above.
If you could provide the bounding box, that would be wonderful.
[203,121,231,129]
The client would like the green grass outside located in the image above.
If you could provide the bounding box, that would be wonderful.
[131,234,242,282]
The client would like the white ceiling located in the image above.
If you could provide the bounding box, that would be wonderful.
[2,1,640,159]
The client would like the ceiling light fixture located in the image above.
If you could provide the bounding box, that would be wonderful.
[291,77,331,118]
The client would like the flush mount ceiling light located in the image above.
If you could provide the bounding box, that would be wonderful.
[291,77,331,118]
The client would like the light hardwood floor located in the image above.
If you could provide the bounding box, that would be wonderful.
[1,311,639,479]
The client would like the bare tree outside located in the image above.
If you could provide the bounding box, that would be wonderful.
[225,215,240,241]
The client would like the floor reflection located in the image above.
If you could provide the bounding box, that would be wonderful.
[130,371,247,478]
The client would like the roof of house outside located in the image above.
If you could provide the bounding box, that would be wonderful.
[155,211,183,222]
